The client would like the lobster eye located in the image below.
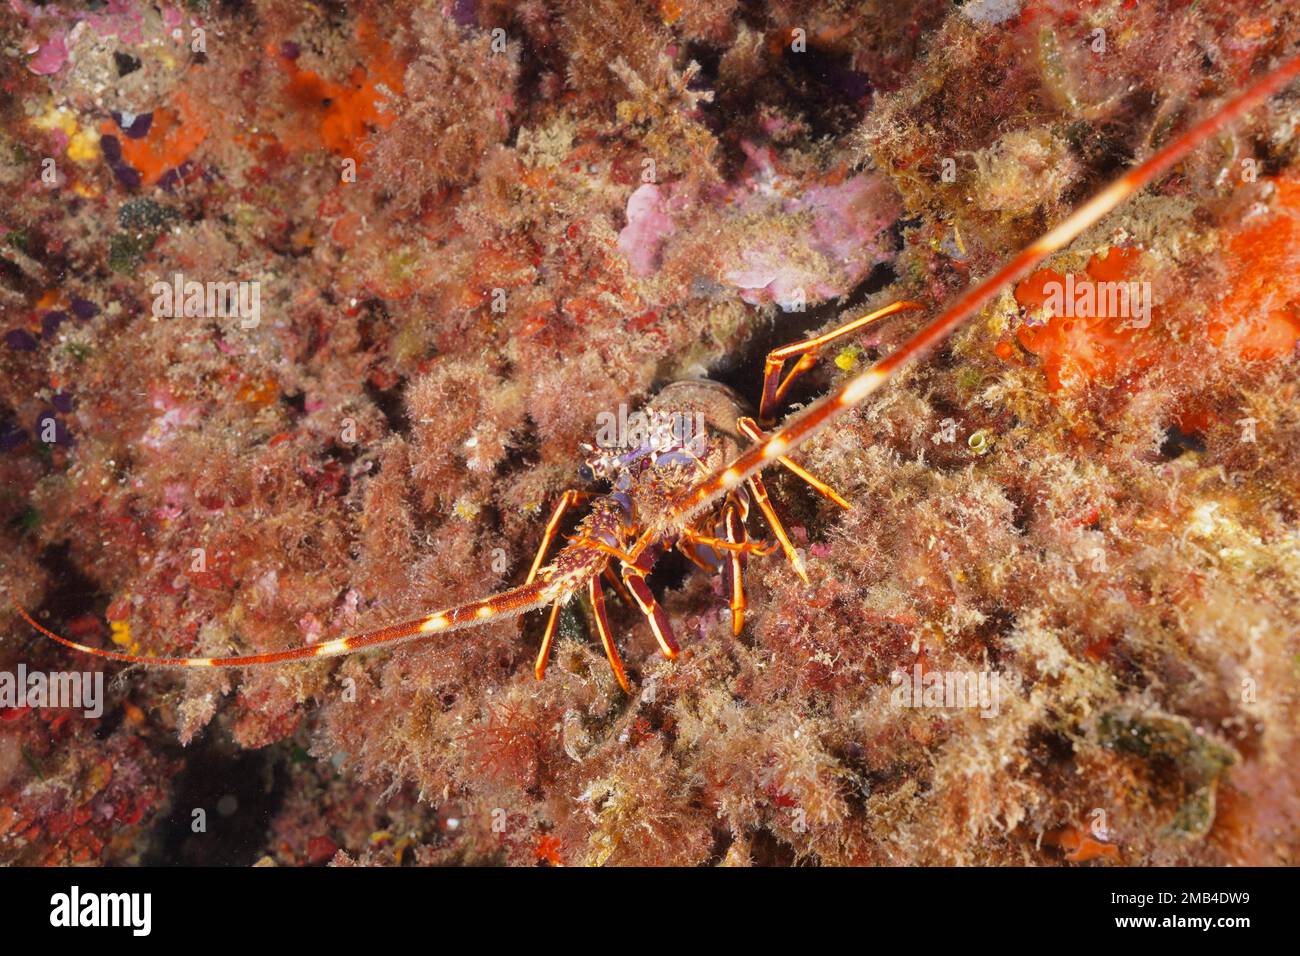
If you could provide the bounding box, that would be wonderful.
[577,463,595,482]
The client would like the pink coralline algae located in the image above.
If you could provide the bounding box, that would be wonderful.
[617,183,676,278]
[13,0,154,74]
[24,32,69,76]
[723,170,900,308]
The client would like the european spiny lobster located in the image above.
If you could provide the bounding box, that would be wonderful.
[16,54,1300,692]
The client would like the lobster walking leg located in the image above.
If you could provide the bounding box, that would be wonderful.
[588,574,630,692]
[759,301,924,420]
[721,500,748,635]
[737,416,850,509]
[746,473,808,583]
[676,533,721,573]
[527,490,594,584]
[619,556,680,661]
[603,565,635,605]
[534,600,564,681]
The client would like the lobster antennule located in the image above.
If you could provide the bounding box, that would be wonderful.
[12,576,567,669]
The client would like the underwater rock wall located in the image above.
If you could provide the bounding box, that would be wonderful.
[0,1,1297,866]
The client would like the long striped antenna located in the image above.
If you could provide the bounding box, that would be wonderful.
[13,579,557,668]
[15,52,1300,670]
[665,52,1300,530]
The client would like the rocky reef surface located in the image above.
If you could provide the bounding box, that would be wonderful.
[0,0,1297,866]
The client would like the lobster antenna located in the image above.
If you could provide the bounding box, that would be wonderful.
[667,53,1300,529]
[14,580,555,668]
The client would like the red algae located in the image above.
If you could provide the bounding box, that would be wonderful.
[273,18,407,156]
[1213,175,1300,361]
[1013,248,1155,392]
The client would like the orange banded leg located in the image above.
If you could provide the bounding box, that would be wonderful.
[676,535,719,573]
[536,571,632,684]
[534,600,564,681]
[527,490,594,584]
[681,533,774,556]
[759,300,924,420]
[619,563,679,660]
[737,416,851,510]
[588,574,630,692]
[568,537,639,565]
[603,565,634,606]
[721,501,748,635]
[746,473,809,583]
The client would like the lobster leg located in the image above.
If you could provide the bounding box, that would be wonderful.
[737,416,851,509]
[527,491,602,681]
[746,473,809,583]
[676,534,721,573]
[527,490,594,584]
[533,600,564,681]
[588,573,630,692]
[758,301,924,420]
[603,565,635,606]
[721,500,748,635]
[619,558,680,661]
[680,533,773,555]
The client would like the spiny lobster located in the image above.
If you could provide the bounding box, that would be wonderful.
[15,54,1300,691]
